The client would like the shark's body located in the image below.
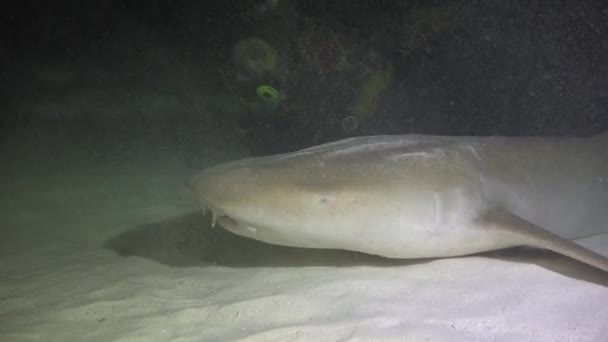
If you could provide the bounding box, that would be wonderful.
[189,133,608,272]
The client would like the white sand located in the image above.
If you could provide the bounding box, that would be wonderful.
[2,70,607,341]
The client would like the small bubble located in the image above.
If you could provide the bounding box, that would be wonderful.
[341,115,358,134]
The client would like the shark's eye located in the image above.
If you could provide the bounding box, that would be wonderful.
[318,195,334,205]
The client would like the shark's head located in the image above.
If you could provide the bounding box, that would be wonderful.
[188,152,385,249]
[188,136,484,253]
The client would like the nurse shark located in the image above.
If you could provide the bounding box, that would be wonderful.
[189,133,608,273]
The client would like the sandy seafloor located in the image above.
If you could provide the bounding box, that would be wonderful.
[2,77,608,342]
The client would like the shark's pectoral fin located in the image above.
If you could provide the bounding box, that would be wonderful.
[474,207,608,273]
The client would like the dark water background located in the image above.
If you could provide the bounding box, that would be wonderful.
[2,0,607,158]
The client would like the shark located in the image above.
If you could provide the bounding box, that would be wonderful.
[188,133,608,273]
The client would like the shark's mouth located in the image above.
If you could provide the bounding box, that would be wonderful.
[199,205,230,228]
[199,204,259,236]
[197,202,329,249]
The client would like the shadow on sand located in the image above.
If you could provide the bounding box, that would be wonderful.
[104,211,425,268]
[104,212,607,285]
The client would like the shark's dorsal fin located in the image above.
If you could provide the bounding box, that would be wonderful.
[475,207,608,273]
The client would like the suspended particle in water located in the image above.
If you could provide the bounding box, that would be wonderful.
[341,115,358,134]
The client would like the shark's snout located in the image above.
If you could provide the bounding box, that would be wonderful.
[188,162,261,227]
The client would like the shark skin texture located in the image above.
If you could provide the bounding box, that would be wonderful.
[189,133,608,273]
